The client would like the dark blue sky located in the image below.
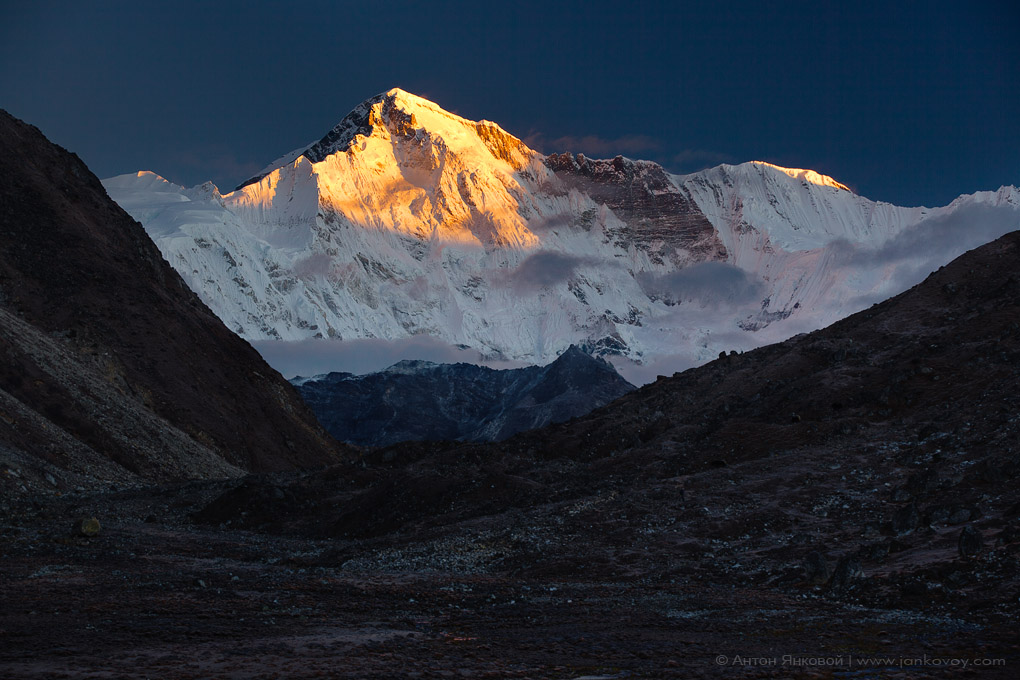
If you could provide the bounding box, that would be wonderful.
[2,1,1017,206]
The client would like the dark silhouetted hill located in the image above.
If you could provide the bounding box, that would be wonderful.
[0,110,347,492]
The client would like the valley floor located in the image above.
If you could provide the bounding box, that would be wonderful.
[2,471,1016,680]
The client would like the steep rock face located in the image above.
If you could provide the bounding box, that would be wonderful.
[544,152,726,265]
[0,110,345,490]
[292,345,635,446]
[105,89,1020,371]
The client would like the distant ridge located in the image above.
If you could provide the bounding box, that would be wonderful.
[292,345,635,446]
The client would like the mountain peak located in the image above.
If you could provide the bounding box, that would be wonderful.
[381,87,440,110]
[749,161,852,192]
[684,161,853,195]
[234,88,534,190]
[301,87,486,164]
[556,344,593,362]
[548,344,619,377]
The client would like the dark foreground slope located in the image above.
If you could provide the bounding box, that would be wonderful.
[0,110,345,492]
[1,231,1017,677]
[293,345,635,446]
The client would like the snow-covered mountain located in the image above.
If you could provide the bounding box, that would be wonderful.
[103,88,1020,382]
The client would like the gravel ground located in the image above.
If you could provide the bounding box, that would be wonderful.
[2,452,1017,680]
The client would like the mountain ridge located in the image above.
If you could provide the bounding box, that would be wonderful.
[104,89,1020,378]
[292,344,635,446]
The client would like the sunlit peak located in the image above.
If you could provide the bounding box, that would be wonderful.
[755,161,851,192]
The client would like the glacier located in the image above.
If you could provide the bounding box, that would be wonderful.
[103,88,1020,383]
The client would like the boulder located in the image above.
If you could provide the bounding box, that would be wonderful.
[891,502,920,534]
[72,517,100,537]
[803,551,829,584]
[826,555,863,594]
[958,525,983,558]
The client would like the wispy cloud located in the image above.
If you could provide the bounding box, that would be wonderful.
[506,251,611,291]
[524,132,661,158]
[637,261,764,306]
[292,253,334,280]
[524,212,575,234]
[830,203,1020,293]
[671,148,735,172]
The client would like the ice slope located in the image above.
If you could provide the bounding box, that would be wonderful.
[676,164,1020,342]
[103,89,1020,378]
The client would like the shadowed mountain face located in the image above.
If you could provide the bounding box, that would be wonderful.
[292,345,635,446]
[0,110,345,491]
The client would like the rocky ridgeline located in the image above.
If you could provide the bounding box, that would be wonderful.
[292,346,635,446]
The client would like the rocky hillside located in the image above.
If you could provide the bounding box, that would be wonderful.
[0,110,347,494]
[292,345,635,446]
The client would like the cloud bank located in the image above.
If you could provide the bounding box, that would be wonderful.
[637,261,764,306]
[505,251,611,291]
